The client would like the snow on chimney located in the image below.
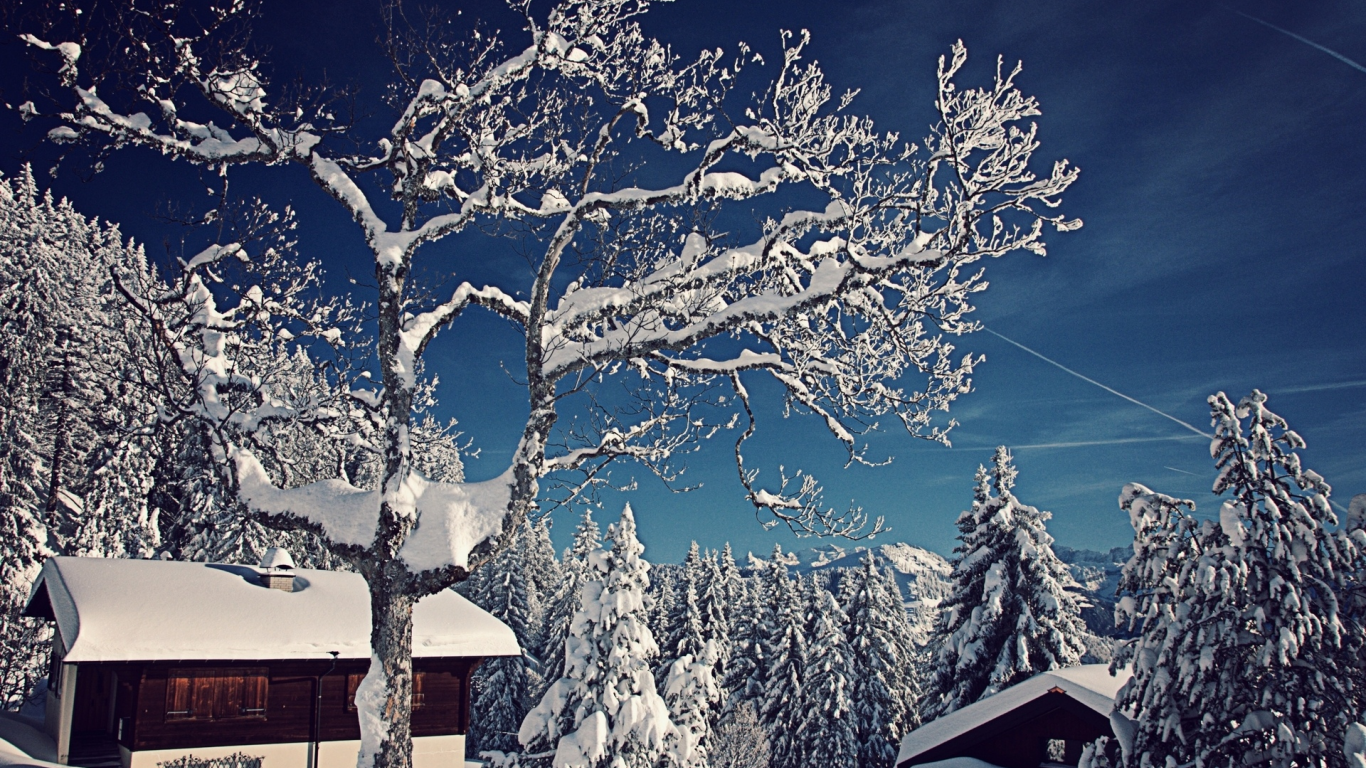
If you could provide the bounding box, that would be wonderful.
[258,547,296,591]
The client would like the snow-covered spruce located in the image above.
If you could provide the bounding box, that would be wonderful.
[758,553,807,768]
[1106,391,1361,768]
[795,589,858,768]
[926,448,1087,718]
[466,521,540,755]
[710,701,770,768]
[17,1,1080,763]
[537,511,602,697]
[0,167,167,706]
[506,505,680,768]
[721,562,766,714]
[841,552,922,768]
[663,640,723,768]
[657,543,709,686]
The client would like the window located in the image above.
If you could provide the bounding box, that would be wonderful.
[346,672,424,711]
[165,668,268,722]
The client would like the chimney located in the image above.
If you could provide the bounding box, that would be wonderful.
[258,547,296,591]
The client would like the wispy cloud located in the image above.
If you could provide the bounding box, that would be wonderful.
[1224,7,1366,75]
[947,435,1205,452]
[1274,379,1366,395]
[983,327,1213,438]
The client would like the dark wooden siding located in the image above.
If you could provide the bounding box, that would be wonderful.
[124,658,478,752]
[900,692,1113,768]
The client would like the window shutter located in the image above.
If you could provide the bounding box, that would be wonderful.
[165,668,268,721]
[241,669,268,717]
[165,672,193,720]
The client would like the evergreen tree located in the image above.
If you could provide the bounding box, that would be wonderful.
[515,504,679,768]
[927,448,1086,717]
[468,528,538,755]
[758,552,806,768]
[663,640,722,768]
[1104,391,1360,768]
[522,518,562,645]
[696,549,734,675]
[843,552,921,768]
[710,701,770,768]
[538,510,601,691]
[658,542,708,684]
[721,570,764,713]
[796,589,858,768]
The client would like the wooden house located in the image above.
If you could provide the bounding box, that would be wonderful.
[896,665,1131,768]
[22,554,520,768]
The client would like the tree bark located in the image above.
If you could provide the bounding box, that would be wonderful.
[367,572,416,768]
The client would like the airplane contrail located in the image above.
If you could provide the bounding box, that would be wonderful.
[1164,465,1199,476]
[982,327,1213,439]
[1225,7,1366,75]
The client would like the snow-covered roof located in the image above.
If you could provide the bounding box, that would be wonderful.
[897,664,1131,766]
[24,557,521,663]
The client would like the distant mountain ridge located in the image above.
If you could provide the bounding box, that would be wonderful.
[742,540,1133,643]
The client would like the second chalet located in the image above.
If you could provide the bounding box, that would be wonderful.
[22,551,520,768]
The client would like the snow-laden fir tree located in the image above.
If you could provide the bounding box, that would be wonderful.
[1098,391,1360,768]
[0,166,162,706]
[523,519,562,648]
[663,640,722,768]
[710,701,770,768]
[843,552,922,768]
[721,567,765,713]
[467,522,540,755]
[758,555,807,768]
[512,504,680,768]
[927,448,1086,718]
[796,588,858,768]
[697,549,734,674]
[658,542,708,685]
[538,511,601,693]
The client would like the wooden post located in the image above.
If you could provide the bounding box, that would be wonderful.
[56,663,78,764]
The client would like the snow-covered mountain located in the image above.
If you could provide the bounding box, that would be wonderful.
[768,541,1133,643]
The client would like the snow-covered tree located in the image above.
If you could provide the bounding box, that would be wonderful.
[523,519,562,644]
[796,588,858,768]
[710,702,770,768]
[658,542,708,684]
[758,558,806,768]
[843,552,921,767]
[663,640,722,768]
[697,549,734,674]
[468,524,539,755]
[927,448,1086,718]
[15,0,1079,762]
[539,511,601,692]
[0,166,164,706]
[513,504,678,768]
[1105,391,1360,768]
[722,566,765,713]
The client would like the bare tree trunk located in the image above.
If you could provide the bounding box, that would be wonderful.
[367,572,416,768]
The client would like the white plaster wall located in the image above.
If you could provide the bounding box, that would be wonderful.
[123,735,466,768]
[125,741,309,768]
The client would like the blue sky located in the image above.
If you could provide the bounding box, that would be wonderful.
[3,0,1363,563]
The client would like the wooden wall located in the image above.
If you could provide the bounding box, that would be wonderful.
[76,658,478,753]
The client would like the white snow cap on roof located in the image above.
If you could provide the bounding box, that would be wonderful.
[898,664,1131,766]
[26,557,520,663]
